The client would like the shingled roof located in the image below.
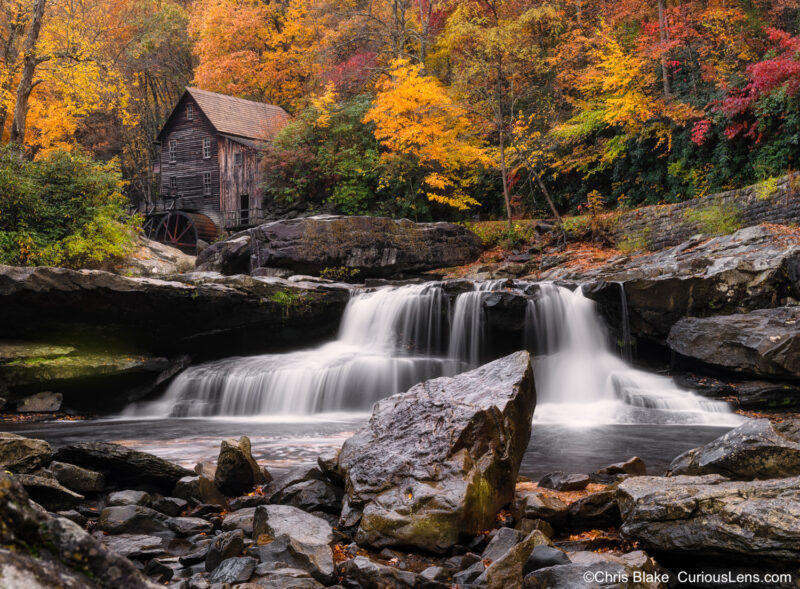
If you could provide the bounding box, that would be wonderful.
[158,88,290,142]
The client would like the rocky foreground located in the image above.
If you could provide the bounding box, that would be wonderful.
[2,354,799,588]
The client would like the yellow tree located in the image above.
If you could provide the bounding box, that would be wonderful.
[364,58,489,210]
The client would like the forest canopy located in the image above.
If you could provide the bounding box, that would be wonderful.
[0,0,798,222]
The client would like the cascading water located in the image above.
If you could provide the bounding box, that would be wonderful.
[125,284,461,418]
[448,280,505,367]
[526,283,740,426]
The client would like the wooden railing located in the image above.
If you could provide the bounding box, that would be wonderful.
[222,209,265,229]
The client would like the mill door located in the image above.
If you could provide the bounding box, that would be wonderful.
[239,194,250,226]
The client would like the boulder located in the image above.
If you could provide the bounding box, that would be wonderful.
[523,545,570,575]
[97,505,171,535]
[206,529,245,572]
[250,566,325,588]
[338,351,536,552]
[537,472,590,492]
[49,461,105,493]
[201,215,483,278]
[476,530,549,589]
[108,490,151,506]
[167,516,214,536]
[512,492,568,532]
[524,550,669,589]
[221,506,257,534]
[253,505,335,583]
[0,433,51,473]
[336,556,418,589]
[597,456,647,477]
[118,237,196,277]
[215,435,269,496]
[618,474,800,561]
[566,490,620,534]
[668,307,800,379]
[0,472,159,588]
[16,391,63,412]
[174,475,228,507]
[151,496,187,517]
[208,556,257,584]
[266,465,342,515]
[13,474,84,511]
[98,534,168,560]
[53,442,192,493]
[667,418,800,480]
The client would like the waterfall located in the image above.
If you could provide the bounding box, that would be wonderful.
[526,284,740,426]
[448,281,505,367]
[619,282,633,362]
[125,284,460,418]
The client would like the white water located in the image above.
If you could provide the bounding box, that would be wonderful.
[527,284,741,426]
[125,280,741,427]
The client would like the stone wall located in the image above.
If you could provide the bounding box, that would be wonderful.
[611,174,800,251]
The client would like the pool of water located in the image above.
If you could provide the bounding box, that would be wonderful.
[2,415,733,479]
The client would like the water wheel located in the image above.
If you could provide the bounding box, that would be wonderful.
[152,212,200,251]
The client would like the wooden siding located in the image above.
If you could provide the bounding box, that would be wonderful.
[158,94,222,226]
[219,136,262,228]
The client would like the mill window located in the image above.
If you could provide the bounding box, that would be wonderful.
[203,172,212,195]
[169,140,176,163]
[186,104,193,120]
[203,137,211,159]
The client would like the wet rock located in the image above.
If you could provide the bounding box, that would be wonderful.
[477,530,549,589]
[0,472,158,588]
[97,505,171,535]
[317,448,343,484]
[208,556,257,584]
[221,506,257,534]
[168,516,214,536]
[214,215,484,278]
[49,461,105,494]
[515,518,554,539]
[53,442,192,493]
[253,504,335,583]
[668,418,800,480]
[482,527,525,562]
[337,556,418,589]
[668,307,800,379]
[16,391,63,412]
[537,471,590,491]
[0,433,51,473]
[453,560,486,586]
[173,475,228,507]
[249,566,326,588]
[206,529,245,572]
[267,465,343,514]
[512,491,568,531]
[338,351,536,552]
[55,509,86,527]
[229,493,270,510]
[523,545,570,575]
[215,436,269,496]
[108,489,151,506]
[597,456,647,476]
[152,495,188,516]
[196,234,251,274]
[524,550,669,589]
[734,380,800,410]
[618,474,800,561]
[14,474,84,511]
[567,490,620,534]
[144,558,174,583]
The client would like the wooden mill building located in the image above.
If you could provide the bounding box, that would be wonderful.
[146,88,290,250]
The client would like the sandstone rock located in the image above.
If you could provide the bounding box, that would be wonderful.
[211,215,484,278]
[206,529,245,572]
[119,237,196,277]
[53,442,192,493]
[173,475,228,507]
[215,436,268,496]
[0,472,159,588]
[338,351,536,552]
[97,505,170,535]
[0,433,51,474]
[16,391,62,412]
[597,456,647,476]
[13,474,84,511]
[49,461,105,493]
[196,234,251,274]
[668,307,800,379]
[253,505,335,583]
[618,474,800,561]
[668,418,800,480]
[537,471,590,492]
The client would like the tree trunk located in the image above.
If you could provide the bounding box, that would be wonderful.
[658,0,671,100]
[9,0,47,146]
[499,131,512,230]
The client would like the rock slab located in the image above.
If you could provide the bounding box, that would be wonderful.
[338,351,536,552]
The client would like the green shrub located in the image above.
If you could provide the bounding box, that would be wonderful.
[467,222,536,250]
[617,227,651,252]
[0,147,138,268]
[754,176,779,201]
[319,266,361,282]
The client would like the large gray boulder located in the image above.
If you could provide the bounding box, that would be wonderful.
[0,433,51,474]
[668,418,800,480]
[199,215,483,277]
[617,474,800,561]
[667,307,800,379]
[53,442,192,494]
[338,351,536,552]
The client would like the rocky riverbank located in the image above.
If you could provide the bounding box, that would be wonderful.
[2,355,798,588]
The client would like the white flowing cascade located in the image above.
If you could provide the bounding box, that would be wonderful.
[125,284,461,417]
[448,280,506,366]
[527,283,741,426]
